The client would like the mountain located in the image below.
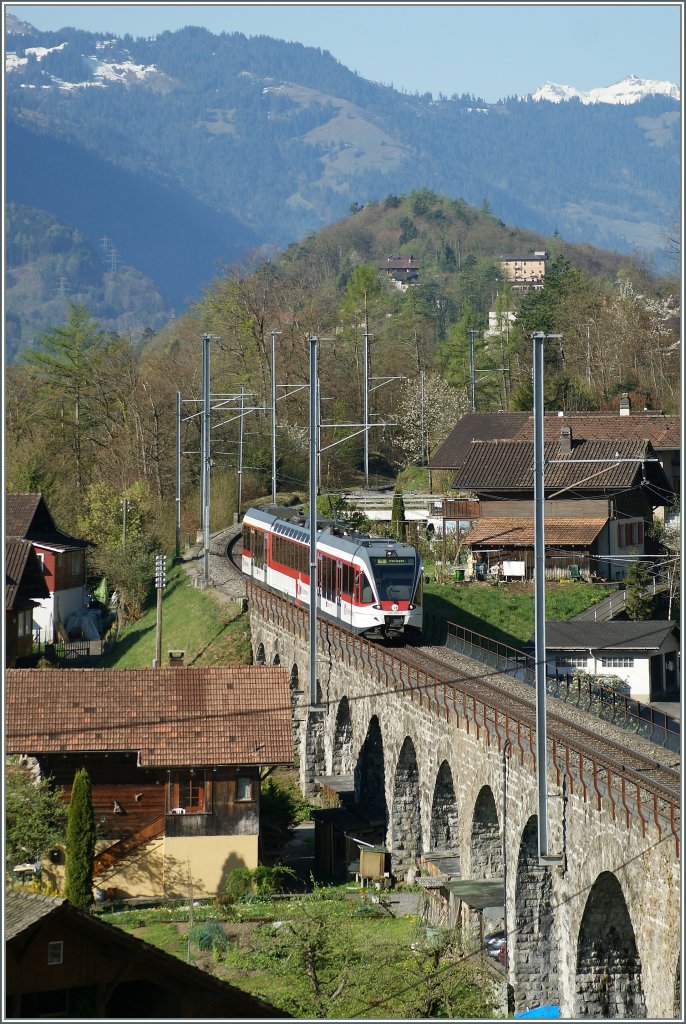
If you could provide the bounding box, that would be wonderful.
[4,20,680,338]
[531,74,680,105]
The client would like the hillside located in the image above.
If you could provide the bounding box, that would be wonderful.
[5,19,679,336]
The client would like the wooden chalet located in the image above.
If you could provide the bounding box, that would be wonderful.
[5,539,49,667]
[5,493,90,644]
[5,667,293,900]
[428,407,677,582]
[5,889,290,1018]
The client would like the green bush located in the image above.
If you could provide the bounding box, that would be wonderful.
[219,865,296,907]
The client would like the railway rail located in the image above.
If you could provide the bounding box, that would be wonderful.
[228,532,680,846]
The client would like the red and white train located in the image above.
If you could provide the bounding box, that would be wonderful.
[241,506,423,638]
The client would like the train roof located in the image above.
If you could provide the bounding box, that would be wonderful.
[243,506,420,560]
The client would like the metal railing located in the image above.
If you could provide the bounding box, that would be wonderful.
[428,613,680,752]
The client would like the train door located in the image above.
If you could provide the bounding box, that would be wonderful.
[340,562,353,628]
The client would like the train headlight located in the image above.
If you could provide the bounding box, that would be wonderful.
[373,603,382,610]
[409,603,415,610]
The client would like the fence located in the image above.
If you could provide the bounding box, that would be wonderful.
[425,613,680,753]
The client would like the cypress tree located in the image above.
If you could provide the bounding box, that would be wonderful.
[391,487,406,541]
[65,767,95,909]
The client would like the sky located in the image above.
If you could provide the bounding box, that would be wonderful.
[5,2,682,103]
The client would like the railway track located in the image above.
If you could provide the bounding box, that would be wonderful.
[230,535,680,815]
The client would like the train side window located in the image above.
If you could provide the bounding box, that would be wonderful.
[243,524,251,551]
[359,573,373,603]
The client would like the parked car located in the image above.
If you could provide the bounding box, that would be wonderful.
[484,930,506,959]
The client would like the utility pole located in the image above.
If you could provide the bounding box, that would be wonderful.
[309,337,322,709]
[363,294,370,488]
[175,390,181,560]
[532,331,563,866]
[202,333,211,584]
[121,498,128,551]
[469,329,476,412]
[270,330,281,503]
[154,554,166,668]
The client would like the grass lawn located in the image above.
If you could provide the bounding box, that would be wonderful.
[101,563,252,668]
[424,574,613,647]
[103,895,496,1019]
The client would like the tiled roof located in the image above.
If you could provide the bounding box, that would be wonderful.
[428,412,529,470]
[542,621,679,651]
[5,889,66,940]
[464,517,606,547]
[5,539,49,610]
[5,492,89,548]
[512,413,681,450]
[453,438,664,492]
[4,890,291,1017]
[428,410,680,471]
[6,667,294,768]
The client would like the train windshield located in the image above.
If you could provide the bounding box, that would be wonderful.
[369,555,417,602]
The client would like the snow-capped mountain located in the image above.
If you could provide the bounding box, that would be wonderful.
[531,75,680,105]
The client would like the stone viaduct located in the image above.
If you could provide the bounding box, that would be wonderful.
[248,584,681,1019]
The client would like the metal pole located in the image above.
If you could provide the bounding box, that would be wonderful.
[317,375,322,495]
[469,329,476,412]
[175,390,181,559]
[203,333,211,584]
[200,338,206,530]
[533,331,549,860]
[309,337,319,707]
[121,498,128,551]
[364,326,370,488]
[271,330,280,503]
[238,384,245,518]
[420,369,425,465]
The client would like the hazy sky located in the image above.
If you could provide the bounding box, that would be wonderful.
[6,2,682,102]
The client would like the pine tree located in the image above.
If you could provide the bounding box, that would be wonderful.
[64,767,95,909]
[624,561,655,621]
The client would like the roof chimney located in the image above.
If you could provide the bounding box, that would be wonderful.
[619,393,631,416]
[560,425,572,453]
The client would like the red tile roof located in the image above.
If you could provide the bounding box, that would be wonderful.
[6,667,294,768]
[464,517,607,547]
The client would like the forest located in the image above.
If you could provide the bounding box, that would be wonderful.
[5,191,680,620]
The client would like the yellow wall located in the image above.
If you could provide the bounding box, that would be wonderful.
[94,838,166,898]
[163,835,259,898]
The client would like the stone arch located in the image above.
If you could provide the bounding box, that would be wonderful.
[391,736,422,869]
[512,816,559,1013]
[574,871,646,1018]
[273,652,280,665]
[332,697,353,775]
[429,760,458,853]
[354,715,387,832]
[471,785,503,877]
[255,642,266,665]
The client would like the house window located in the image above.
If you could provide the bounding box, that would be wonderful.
[70,551,82,576]
[170,771,209,813]
[601,655,634,668]
[47,940,64,965]
[236,777,253,802]
[17,608,32,637]
[555,654,587,671]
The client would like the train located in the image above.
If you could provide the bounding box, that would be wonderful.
[241,505,423,638]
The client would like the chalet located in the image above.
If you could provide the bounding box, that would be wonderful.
[531,620,680,704]
[5,666,293,900]
[5,889,290,1018]
[453,435,672,581]
[378,253,420,289]
[5,493,90,644]
[5,540,50,667]
[428,407,679,579]
[498,250,547,293]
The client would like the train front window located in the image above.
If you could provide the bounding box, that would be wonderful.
[369,556,416,601]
